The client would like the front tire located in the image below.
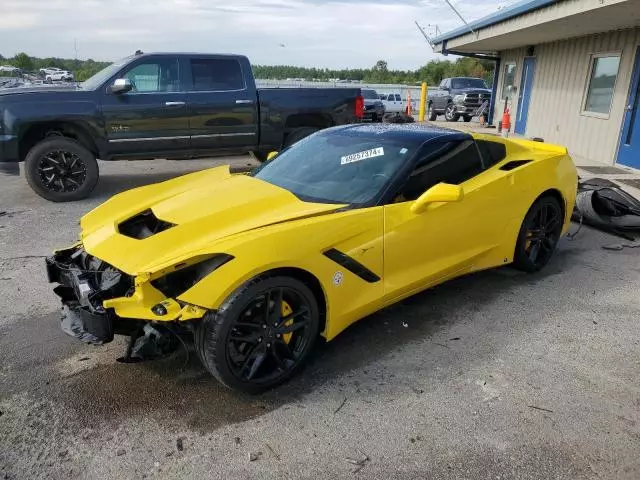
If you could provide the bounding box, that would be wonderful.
[427,102,437,121]
[513,196,563,272]
[444,103,460,122]
[24,137,99,202]
[196,276,320,394]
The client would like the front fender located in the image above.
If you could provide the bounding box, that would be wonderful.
[177,207,386,340]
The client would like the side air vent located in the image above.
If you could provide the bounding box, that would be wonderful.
[500,160,532,171]
[119,209,176,240]
[323,248,380,283]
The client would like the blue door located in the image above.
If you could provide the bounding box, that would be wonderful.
[515,57,536,135]
[617,46,640,169]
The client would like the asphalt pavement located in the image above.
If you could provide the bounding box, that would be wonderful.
[1,157,639,480]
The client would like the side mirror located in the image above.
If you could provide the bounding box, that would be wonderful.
[267,151,278,161]
[110,78,133,94]
[410,183,464,214]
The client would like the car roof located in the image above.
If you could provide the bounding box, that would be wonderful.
[326,123,472,143]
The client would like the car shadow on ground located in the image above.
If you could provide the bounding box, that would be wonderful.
[31,241,583,434]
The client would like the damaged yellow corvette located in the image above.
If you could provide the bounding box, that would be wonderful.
[47,124,577,393]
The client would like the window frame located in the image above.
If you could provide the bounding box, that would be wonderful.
[389,139,486,203]
[580,51,622,119]
[501,62,517,102]
[104,55,182,95]
[187,57,247,93]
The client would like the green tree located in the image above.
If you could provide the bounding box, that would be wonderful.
[12,52,34,71]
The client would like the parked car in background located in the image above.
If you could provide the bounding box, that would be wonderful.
[0,65,21,74]
[0,52,365,201]
[45,70,74,82]
[381,93,405,113]
[361,88,385,122]
[428,77,491,122]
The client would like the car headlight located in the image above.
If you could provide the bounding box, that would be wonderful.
[151,254,234,298]
[453,95,466,104]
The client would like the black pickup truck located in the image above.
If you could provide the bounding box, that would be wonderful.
[427,77,491,123]
[0,52,364,201]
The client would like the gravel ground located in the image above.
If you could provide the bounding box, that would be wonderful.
[1,157,639,480]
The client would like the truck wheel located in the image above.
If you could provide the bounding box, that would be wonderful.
[24,137,99,202]
[196,275,320,394]
[284,127,319,148]
[463,115,473,122]
[251,151,270,163]
[427,102,437,121]
[444,103,460,122]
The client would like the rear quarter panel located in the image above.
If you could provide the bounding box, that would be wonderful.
[257,88,361,150]
[469,134,578,269]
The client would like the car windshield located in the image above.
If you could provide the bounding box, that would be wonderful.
[451,78,488,89]
[253,129,421,205]
[362,89,378,99]
[81,57,131,90]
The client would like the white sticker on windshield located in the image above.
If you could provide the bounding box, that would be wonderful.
[340,147,384,165]
[400,148,408,154]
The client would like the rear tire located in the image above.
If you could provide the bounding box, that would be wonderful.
[284,127,319,148]
[251,151,270,163]
[24,136,99,202]
[513,195,563,272]
[196,275,320,394]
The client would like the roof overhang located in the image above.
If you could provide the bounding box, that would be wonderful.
[433,0,640,55]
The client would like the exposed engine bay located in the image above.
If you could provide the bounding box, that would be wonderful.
[46,246,182,359]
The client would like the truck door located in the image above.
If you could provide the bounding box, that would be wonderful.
[184,56,258,152]
[101,55,191,157]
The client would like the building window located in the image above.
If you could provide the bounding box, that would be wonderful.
[583,54,621,116]
[501,63,517,101]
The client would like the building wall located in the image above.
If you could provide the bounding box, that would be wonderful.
[493,27,640,164]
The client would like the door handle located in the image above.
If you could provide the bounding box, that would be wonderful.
[165,101,185,106]
[236,99,253,104]
[627,104,633,111]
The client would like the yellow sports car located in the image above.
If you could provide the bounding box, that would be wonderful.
[46,124,577,393]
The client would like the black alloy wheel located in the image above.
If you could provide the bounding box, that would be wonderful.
[196,276,320,393]
[513,196,563,272]
[24,136,99,202]
[37,150,86,193]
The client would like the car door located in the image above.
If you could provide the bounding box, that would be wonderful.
[184,56,259,152]
[382,139,517,301]
[101,55,191,157]
[434,79,449,109]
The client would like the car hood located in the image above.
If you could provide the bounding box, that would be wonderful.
[454,88,492,95]
[80,166,345,275]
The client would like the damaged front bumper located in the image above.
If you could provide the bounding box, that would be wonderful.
[46,245,207,345]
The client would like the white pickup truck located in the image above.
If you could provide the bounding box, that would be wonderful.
[380,93,419,114]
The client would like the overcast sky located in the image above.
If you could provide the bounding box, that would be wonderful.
[0,0,517,69]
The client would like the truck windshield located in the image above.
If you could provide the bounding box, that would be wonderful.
[361,89,379,99]
[451,78,488,89]
[81,57,132,90]
[253,129,420,205]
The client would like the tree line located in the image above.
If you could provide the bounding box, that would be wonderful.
[253,58,494,85]
[1,52,494,86]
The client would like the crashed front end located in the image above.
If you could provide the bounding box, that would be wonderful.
[46,244,211,345]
